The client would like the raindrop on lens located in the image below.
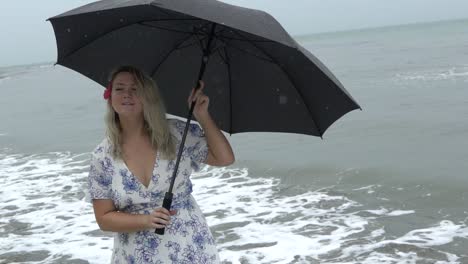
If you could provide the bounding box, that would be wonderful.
[279,95,287,105]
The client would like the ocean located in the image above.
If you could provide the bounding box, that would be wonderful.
[1,18,468,263]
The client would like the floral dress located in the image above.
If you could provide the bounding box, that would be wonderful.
[87,119,220,263]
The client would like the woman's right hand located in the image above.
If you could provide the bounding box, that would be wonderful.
[145,208,177,229]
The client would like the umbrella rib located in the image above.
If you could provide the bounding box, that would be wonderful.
[206,38,228,59]
[59,23,136,61]
[231,30,323,136]
[148,3,202,22]
[150,33,199,77]
[216,46,228,65]
[193,27,206,52]
[148,22,211,78]
[215,35,276,43]
[215,36,275,64]
[58,19,194,61]
[176,35,208,51]
[146,18,203,21]
[139,22,201,35]
[150,22,213,76]
[58,14,201,61]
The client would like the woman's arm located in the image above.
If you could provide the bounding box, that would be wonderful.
[92,200,174,233]
[198,114,235,166]
[189,81,235,167]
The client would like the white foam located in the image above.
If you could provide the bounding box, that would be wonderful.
[387,210,415,216]
[1,152,467,263]
[340,220,467,263]
[395,66,468,82]
[0,152,112,263]
[363,208,415,217]
[192,167,467,263]
[353,184,381,194]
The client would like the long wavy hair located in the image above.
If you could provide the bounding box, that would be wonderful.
[105,66,176,160]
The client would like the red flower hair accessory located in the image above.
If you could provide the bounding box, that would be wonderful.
[103,83,112,100]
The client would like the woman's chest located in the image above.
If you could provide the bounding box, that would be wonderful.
[109,156,194,209]
[121,142,157,186]
[122,151,156,188]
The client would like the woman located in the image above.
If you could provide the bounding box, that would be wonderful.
[87,65,234,263]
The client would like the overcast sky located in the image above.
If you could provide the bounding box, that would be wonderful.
[1,0,468,67]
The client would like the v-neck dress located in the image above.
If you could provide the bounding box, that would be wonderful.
[87,119,220,264]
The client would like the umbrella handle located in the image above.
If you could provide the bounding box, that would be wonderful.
[155,192,173,235]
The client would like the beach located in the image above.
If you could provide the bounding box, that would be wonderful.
[1,18,468,263]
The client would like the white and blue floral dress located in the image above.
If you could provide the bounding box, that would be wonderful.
[87,119,220,263]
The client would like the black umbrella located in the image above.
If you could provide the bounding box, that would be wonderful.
[48,0,360,235]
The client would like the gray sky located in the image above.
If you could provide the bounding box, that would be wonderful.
[1,0,468,67]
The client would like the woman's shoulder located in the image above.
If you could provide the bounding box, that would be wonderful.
[91,138,112,158]
[167,118,185,130]
[167,118,204,138]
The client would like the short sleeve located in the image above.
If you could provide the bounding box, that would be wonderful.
[186,123,209,171]
[86,153,113,202]
[170,119,209,171]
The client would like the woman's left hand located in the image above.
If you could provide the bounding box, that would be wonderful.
[188,80,210,121]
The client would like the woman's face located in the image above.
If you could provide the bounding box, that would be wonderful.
[111,72,144,118]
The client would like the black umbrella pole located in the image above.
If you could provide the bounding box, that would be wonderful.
[155,101,196,235]
[155,79,206,235]
[155,25,214,235]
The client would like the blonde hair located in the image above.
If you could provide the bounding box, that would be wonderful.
[105,66,176,160]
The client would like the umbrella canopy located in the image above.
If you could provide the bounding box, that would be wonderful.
[48,0,360,137]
